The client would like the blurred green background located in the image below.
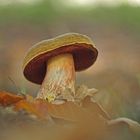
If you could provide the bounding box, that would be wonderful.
[0,0,140,122]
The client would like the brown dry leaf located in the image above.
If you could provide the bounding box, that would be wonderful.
[0,91,88,121]
[0,91,48,120]
[1,91,140,140]
[35,99,92,122]
[0,91,108,124]
[42,99,108,138]
[14,98,107,124]
[14,99,50,120]
[0,90,106,123]
[0,91,24,106]
[82,96,111,120]
[13,97,89,122]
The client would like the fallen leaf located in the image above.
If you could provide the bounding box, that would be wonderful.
[14,99,49,120]
[35,99,91,122]
[1,91,139,137]
[0,91,109,123]
[82,96,111,120]
[0,91,24,106]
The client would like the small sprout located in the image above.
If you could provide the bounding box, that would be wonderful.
[46,93,56,103]
[75,85,98,101]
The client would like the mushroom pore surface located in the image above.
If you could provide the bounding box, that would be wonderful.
[37,53,75,102]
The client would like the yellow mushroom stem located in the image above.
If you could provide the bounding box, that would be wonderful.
[37,53,75,102]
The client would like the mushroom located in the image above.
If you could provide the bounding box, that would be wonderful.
[23,33,98,102]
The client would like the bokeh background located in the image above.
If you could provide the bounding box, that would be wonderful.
[0,0,140,122]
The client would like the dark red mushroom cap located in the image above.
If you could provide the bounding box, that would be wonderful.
[23,33,98,84]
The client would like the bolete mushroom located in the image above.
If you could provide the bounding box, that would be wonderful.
[23,33,98,102]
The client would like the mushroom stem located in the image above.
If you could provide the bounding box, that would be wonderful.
[37,53,75,102]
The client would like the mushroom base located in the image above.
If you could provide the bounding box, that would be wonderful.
[37,53,75,102]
